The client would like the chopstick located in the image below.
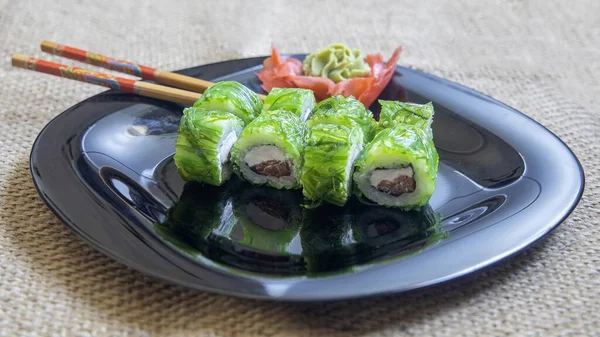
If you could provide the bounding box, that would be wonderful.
[11,54,201,106]
[40,40,266,100]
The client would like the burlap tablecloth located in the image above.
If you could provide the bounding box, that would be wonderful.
[1,1,598,336]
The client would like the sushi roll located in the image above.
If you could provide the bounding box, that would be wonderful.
[353,122,439,210]
[307,95,377,141]
[193,81,263,125]
[231,185,303,253]
[262,87,316,121]
[300,123,365,206]
[154,180,236,252]
[174,108,244,186]
[300,95,376,206]
[377,100,434,132]
[231,109,308,189]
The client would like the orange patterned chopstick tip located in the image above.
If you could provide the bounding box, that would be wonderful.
[41,40,158,80]
[11,54,201,106]
[12,54,137,92]
[40,40,237,98]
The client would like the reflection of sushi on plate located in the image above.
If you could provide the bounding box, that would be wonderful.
[155,180,305,275]
[350,203,447,261]
[153,180,236,252]
[204,183,305,275]
[231,109,308,189]
[301,220,356,274]
[299,201,446,273]
[353,100,439,210]
[231,184,303,254]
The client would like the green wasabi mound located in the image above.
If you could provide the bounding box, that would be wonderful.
[302,43,372,83]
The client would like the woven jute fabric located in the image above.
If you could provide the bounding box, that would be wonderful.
[1,1,598,336]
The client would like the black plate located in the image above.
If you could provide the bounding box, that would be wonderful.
[30,55,584,301]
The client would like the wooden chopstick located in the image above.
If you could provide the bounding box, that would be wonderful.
[40,40,266,100]
[11,54,201,106]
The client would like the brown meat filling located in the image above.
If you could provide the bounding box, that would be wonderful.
[377,175,416,196]
[250,160,291,178]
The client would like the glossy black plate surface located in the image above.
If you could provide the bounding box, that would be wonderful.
[30,55,584,301]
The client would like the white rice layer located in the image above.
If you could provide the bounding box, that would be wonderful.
[344,142,363,192]
[218,130,239,164]
[244,145,287,167]
[217,126,240,181]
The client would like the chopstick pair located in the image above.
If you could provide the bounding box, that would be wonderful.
[11,41,266,106]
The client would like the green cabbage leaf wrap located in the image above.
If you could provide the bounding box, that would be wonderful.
[377,100,434,132]
[307,95,376,142]
[262,87,316,121]
[300,123,364,207]
[193,81,262,125]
